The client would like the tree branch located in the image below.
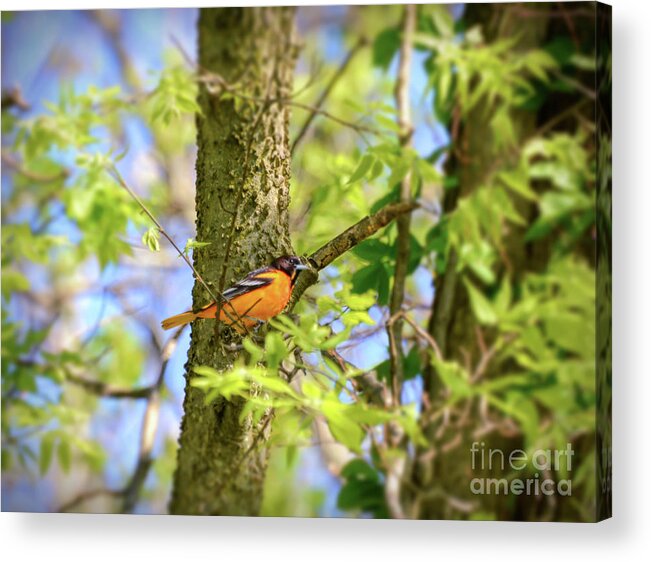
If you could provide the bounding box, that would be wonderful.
[89,10,143,94]
[389,310,443,362]
[321,347,389,408]
[387,4,416,407]
[315,201,418,270]
[1,86,30,111]
[291,36,367,154]
[120,327,183,513]
[199,73,379,140]
[108,165,248,331]
[61,327,184,513]
[288,200,417,307]
[66,372,155,399]
[1,152,69,183]
[171,35,379,143]
[59,488,123,513]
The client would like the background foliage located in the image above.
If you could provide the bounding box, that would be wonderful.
[1,4,607,520]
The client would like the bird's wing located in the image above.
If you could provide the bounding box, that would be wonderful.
[221,267,275,301]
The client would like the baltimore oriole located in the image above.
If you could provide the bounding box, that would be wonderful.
[161,255,308,332]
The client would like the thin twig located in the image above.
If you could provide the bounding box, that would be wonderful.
[1,86,30,111]
[66,373,155,399]
[286,99,377,138]
[291,36,367,154]
[384,8,416,516]
[471,332,517,383]
[387,4,416,408]
[551,69,597,100]
[321,346,389,408]
[108,165,247,331]
[199,73,379,138]
[2,152,69,183]
[89,10,143,93]
[59,488,124,513]
[120,326,184,512]
[389,310,443,362]
[173,31,377,142]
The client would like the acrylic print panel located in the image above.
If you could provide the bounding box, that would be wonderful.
[1,2,611,521]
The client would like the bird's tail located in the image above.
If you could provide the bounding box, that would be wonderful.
[161,310,196,331]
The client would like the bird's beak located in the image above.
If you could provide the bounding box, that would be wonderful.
[295,264,309,271]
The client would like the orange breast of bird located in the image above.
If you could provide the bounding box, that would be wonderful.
[197,270,292,329]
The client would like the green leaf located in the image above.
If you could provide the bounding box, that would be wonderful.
[337,288,376,311]
[242,337,264,364]
[458,241,496,284]
[374,114,402,134]
[320,326,353,349]
[351,263,379,294]
[265,331,289,372]
[57,439,72,473]
[88,322,146,386]
[285,445,298,468]
[341,458,378,481]
[369,158,385,182]
[348,154,376,185]
[494,277,512,315]
[525,191,592,242]
[322,401,364,453]
[404,345,421,380]
[352,238,391,262]
[370,184,400,214]
[499,168,537,201]
[432,358,472,400]
[39,433,56,476]
[404,233,424,274]
[463,279,497,325]
[523,49,557,81]
[544,312,594,356]
[1,269,31,300]
[373,27,401,70]
[570,53,596,71]
[337,459,388,518]
[250,371,297,398]
[183,238,211,256]
[545,36,575,66]
[352,262,391,307]
[192,365,218,378]
[431,5,455,38]
[443,175,459,190]
[141,226,160,252]
[377,264,390,306]
[341,311,375,328]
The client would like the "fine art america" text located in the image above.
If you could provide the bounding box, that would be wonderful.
[469,442,574,496]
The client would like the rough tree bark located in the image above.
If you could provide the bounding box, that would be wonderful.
[170,7,298,516]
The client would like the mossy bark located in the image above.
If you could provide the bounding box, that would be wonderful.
[169,7,298,516]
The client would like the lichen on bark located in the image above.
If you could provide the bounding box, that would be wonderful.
[169,7,298,516]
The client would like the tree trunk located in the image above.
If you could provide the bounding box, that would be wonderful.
[415,3,552,520]
[170,7,298,516]
[413,2,600,520]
